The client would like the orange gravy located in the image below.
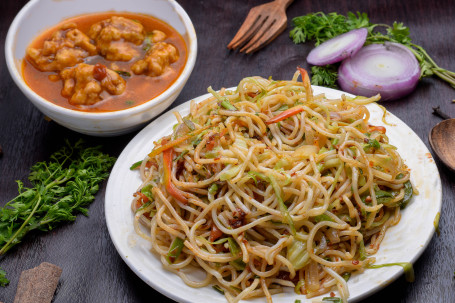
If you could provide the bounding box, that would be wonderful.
[22,12,187,112]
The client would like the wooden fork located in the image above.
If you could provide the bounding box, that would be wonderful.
[227,0,294,54]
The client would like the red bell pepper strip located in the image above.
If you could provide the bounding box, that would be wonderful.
[368,125,386,134]
[163,147,188,204]
[298,66,309,84]
[209,224,223,242]
[265,105,304,124]
[298,66,313,103]
[266,67,313,125]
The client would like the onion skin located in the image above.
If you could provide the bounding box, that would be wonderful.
[307,28,368,66]
[338,42,421,101]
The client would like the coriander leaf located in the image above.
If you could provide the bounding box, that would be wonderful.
[0,140,116,261]
[387,22,411,44]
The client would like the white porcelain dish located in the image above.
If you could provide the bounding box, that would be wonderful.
[5,0,197,136]
[105,86,442,302]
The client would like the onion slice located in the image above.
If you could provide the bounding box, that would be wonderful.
[338,42,421,100]
[307,28,368,66]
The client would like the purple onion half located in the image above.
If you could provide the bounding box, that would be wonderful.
[307,28,368,66]
[338,42,421,101]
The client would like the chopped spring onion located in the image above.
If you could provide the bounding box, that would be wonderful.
[135,201,151,213]
[130,160,142,170]
[400,180,413,209]
[342,272,351,282]
[174,150,189,162]
[208,183,218,195]
[338,42,421,101]
[363,139,381,151]
[227,237,241,257]
[166,237,184,264]
[221,99,237,111]
[141,185,154,200]
[247,171,268,184]
[359,239,366,261]
[230,259,246,271]
[307,28,368,66]
[269,175,296,235]
[208,86,237,111]
[368,262,414,282]
[205,237,229,245]
[322,297,342,303]
[294,280,305,294]
[212,285,225,294]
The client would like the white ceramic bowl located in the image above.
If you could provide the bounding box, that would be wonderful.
[5,0,197,136]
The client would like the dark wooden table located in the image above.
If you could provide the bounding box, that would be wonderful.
[1,0,454,302]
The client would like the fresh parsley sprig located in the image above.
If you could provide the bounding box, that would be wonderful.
[0,140,116,261]
[290,12,455,90]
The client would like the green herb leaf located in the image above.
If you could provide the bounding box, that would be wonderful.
[115,70,131,77]
[363,139,381,152]
[311,65,339,88]
[0,268,9,287]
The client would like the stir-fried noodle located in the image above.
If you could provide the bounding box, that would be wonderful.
[131,69,413,303]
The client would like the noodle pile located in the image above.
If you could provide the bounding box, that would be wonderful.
[131,70,413,303]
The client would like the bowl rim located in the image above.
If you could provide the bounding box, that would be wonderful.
[5,0,197,119]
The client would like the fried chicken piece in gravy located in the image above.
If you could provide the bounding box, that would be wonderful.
[89,16,145,61]
[27,23,97,72]
[131,42,179,77]
[60,63,126,105]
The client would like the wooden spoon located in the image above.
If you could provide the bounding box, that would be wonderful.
[429,118,455,171]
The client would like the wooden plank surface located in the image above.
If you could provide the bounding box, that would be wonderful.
[1,0,454,302]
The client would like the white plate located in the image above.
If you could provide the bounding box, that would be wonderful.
[105,86,442,302]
